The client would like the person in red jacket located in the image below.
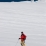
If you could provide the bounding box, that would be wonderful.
[19,32,26,46]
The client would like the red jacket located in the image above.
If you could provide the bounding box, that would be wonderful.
[19,34,26,41]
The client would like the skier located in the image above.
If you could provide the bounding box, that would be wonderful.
[19,32,27,46]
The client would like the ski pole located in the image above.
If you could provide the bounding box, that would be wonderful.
[15,39,19,46]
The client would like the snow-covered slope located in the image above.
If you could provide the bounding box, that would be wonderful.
[0,2,46,46]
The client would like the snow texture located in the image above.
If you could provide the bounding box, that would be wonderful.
[0,1,46,46]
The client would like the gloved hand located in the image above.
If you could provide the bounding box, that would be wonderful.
[19,38,20,39]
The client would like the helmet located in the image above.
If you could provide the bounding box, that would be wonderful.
[21,31,23,33]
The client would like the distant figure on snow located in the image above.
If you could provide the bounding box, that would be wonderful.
[19,32,27,46]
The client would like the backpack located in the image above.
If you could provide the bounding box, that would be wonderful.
[23,34,26,40]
